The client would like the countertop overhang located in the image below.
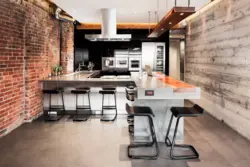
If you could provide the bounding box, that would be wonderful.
[40,71,200,99]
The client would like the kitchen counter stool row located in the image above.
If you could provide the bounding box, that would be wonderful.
[43,86,204,161]
[42,87,117,122]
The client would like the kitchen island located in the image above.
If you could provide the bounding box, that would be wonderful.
[40,71,200,142]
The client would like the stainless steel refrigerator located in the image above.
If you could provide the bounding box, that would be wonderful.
[142,42,165,73]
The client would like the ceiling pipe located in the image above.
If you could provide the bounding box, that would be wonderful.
[55,7,75,22]
[55,7,75,66]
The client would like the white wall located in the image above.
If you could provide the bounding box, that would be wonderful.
[169,40,181,80]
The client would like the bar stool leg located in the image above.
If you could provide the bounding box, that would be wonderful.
[44,93,52,121]
[165,114,174,146]
[100,91,117,122]
[88,92,92,112]
[76,94,78,115]
[128,115,159,160]
[170,117,180,159]
[46,93,52,121]
[101,94,104,116]
[73,93,90,122]
[48,94,52,119]
[73,94,79,121]
[168,117,199,160]
[113,93,117,120]
[45,93,63,122]
[61,92,65,115]
[104,93,117,122]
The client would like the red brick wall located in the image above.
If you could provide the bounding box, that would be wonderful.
[0,0,25,136]
[0,0,74,137]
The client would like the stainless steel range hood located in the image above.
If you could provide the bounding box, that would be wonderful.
[85,8,132,41]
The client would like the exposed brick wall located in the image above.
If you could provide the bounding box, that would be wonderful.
[0,0,74,137]
[61,22,74,74]
[23,0,60,120]
[0,0,26,136]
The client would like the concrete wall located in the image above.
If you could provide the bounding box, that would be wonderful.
[185,0,250,140]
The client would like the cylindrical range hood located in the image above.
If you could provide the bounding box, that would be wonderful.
[85,8,132,41]
[101,8,117,38]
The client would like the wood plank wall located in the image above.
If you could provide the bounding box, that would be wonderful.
[185,0,250,140]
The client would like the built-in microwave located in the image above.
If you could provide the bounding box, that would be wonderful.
[129,57,141,71]
[116,57,128,68]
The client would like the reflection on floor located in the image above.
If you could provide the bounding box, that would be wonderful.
[1,103,250,167]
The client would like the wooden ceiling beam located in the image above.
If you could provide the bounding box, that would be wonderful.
[77,23,157,30]
[148,7,195,38]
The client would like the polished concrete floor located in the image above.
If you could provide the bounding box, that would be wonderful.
[1,105,250,167]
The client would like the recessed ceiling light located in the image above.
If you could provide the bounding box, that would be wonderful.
[169,22,172,25]
[180,13,184,16]
[161,28,164,31]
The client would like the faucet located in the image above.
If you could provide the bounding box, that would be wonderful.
[75,62,86,72]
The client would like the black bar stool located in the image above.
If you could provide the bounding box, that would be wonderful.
[165,104,204,160]
[71,87,91,121]
[43,89,65,121]
[125,84,136,134]
[126,103,159,160]
[99,87,117,122]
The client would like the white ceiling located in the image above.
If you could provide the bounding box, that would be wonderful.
[52,0,210,23]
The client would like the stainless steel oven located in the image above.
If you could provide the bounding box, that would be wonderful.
[129,57,141,71]
[116,57,128,68]
[102,57,115,70]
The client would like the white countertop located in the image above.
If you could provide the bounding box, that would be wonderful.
[41,71,200,99]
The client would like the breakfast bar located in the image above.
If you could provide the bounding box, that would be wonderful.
[41,71,200,142]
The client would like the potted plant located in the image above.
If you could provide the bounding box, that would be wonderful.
[52,66,58,76]
[57,65,63,75]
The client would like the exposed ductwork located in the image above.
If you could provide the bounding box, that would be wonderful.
[85,8,132,41]
[55,7,75,22]
[54,7,75,66]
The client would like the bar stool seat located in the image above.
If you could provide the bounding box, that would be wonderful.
[71,87,91,122]
[99,90,116,94]
[165,104,204,160]
[71,89,89,94]
[171,107,202,117]
[99,87,117,122]
[77,87,90,91]
[43,89,65,121]
[126,103,159,160]
[102,87,116,91]
[127,106,155,116]
[43,89,62,94]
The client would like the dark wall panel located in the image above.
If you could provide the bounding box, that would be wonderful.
[74,29,169,74]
